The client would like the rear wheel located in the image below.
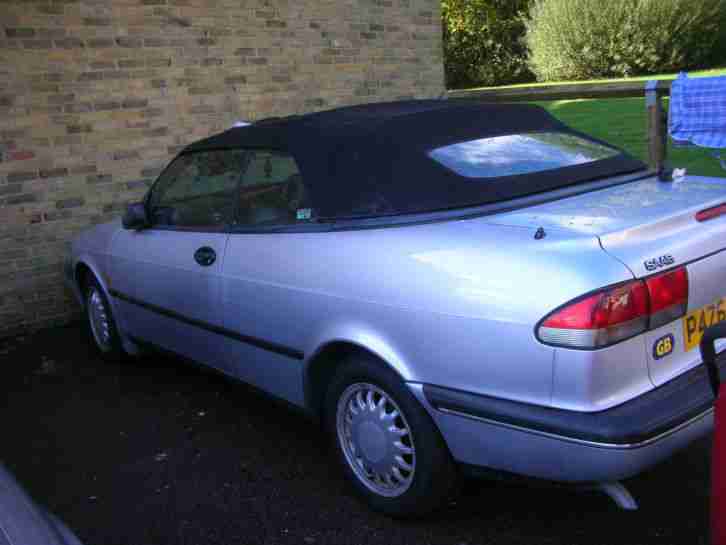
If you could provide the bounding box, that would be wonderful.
[83,275,126,362]
[325,353,457,517]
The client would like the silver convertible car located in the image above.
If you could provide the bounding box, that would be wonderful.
[65,100,726,516]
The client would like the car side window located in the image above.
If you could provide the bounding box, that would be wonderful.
[148,150,245,229]
[237,150,310,227]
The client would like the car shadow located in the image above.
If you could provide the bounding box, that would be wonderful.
[0,323,712,545]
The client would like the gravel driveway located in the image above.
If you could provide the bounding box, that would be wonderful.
[0,323,711,545]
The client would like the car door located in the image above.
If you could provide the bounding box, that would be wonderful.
[109,150,244,369]
[220,149,313,405]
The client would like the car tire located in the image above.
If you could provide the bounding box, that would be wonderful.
[82,274,127,362]
[324,353,457,517]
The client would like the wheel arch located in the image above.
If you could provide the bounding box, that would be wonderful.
[74,261,93,294]
[303,337,413,421]
[74,254,141,356]
[73,256,111,309]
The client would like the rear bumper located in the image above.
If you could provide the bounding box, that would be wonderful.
[409,355,725,483]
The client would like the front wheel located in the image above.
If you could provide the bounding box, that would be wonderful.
[83,275,126,362]
[325,354,457,517]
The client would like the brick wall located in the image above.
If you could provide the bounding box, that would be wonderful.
[0,0,444,337]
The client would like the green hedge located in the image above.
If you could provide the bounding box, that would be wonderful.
[442,0,533,89]
[525,0,726,82]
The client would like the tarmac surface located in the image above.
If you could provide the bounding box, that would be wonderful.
[0,323,712,544]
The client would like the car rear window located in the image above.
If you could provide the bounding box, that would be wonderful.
[428,132,620,179]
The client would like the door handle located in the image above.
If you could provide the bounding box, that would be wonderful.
[194,246,216,267]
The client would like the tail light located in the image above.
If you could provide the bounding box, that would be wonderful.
[646,267,688,328]
[537,266,688,349]
[696,203,726,222]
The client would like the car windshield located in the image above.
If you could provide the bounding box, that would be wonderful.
[428,132,620,179]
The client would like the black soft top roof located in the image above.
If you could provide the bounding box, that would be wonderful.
[183,100,646,219]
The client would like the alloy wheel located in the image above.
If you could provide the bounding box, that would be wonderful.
[336,382,416,498]
[87,287,112,352]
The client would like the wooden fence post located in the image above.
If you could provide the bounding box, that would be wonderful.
[645,80,668,174]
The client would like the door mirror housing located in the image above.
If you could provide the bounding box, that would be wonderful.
[122,202,149,230]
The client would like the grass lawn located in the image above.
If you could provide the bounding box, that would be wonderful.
[467,67,726,91]
[465,68,726,178]
[540,97,726,178]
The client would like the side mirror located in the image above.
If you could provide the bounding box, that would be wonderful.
[122,202,149,230]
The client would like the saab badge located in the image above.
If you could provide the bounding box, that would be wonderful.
[653,334,675,360]
[644,254,675,272]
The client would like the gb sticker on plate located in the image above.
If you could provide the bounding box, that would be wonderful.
[653,333,675,360]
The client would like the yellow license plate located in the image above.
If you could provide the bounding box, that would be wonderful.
[683,298,726,352]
